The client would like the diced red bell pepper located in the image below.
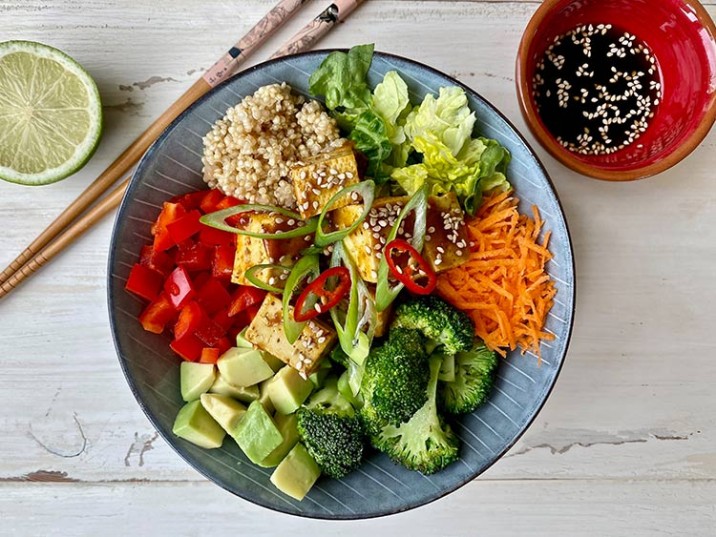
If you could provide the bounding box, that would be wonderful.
[228,286,266,317]
[197,278,231,315]
[176,240,212,272]
[125,263,164,302]
[192,271,212,290]
[216,336,232,354]
[138,294,177,334]
[212,244,235,281]
[199,189,226,214]
[170,333,204,362]
[199,225,235,247]
[212,307,234,331]
[164,266,195,309]
[173,190,208,211]
[228,303,261,339]
[167,210,203,245]
[174,301,206,341]
[139,245,175,277]
[214,196,242,211]
[199,347,221,364]
[245,303,260,323]
[194,318,227,347]
[152,202,187,252]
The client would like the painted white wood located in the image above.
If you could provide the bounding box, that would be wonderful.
[1,0,715,534]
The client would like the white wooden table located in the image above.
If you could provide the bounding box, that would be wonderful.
[2,1,715,534]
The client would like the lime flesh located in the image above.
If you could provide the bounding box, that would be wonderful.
[0,41,103,185]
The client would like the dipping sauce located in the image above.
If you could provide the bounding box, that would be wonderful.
[532,24,662,156]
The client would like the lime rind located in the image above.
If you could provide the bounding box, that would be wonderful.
[0,40,103,186]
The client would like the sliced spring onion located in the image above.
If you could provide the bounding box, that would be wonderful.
[200,204,317,239]
[330,241,376,376]
[315,180,376,247]
[282,254,320,344]
[244,264,293,294]
[375,186,428,312]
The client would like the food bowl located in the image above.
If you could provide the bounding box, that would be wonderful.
[108,51,576,519]
[516,0,716,181]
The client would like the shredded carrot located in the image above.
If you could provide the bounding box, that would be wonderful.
[437,191,557,360]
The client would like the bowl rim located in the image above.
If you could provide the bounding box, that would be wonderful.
[515,0,716,182]
[108,48,576,520]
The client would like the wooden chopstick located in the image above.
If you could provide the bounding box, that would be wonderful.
[0,0,308,288]
[0,0,364,300]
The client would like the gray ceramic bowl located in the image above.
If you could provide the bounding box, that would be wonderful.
[108,51,575,519]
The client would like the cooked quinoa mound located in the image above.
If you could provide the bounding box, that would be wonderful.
[201,83,342,209]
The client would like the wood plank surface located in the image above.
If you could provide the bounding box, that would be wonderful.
[1,0,715,535]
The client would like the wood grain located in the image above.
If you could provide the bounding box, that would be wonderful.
[1,0,715,534]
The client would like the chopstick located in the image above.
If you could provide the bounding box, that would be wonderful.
[0,0,307,288]
[0,0,364,300]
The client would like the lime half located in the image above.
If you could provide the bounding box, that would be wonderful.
[0,41,103,185]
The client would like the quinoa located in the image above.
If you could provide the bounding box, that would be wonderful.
[201,83,342,209]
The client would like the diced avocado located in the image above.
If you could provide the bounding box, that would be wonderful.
[200,393,246,436]
[172,400,226,449]
[309,360,332,388]
[236,328,253,349]
[258,377,275,415]
[259,413,299,468]
[217,347,274,387]
[262,352,285,373]
[209,375,260,403]
[270,443,321,501]
[267,366,314,415]
[180,362,216,402]
[438,352,456,382]
[233,401,283,464]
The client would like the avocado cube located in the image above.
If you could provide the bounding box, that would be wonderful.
[209,375,260,403]
[232,213,313,286]
[235,329,285,372]
[332,196,409,283]
[245,294,336,377]
[180,362,217,402]
[308,361,331,388]
[200,393,246,436]
[217,347,274,387]
[236,328,253,349]
[172,400,226,449]
[423,193,470,273]
[290,143,360,220]
[258,377,275,415]
[270,443,321,501]
[233,401,283,464]
[267,366,315,415]
[259,413,299,468]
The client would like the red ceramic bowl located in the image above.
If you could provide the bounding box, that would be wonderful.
[516,0,716,181]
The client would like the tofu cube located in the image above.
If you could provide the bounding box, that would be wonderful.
[245,294,336,377]
[231,213,313,286]
[290,144,360,220]
[331,196,409,283]
[424,193,470,273]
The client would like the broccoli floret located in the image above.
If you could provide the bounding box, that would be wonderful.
[359,328,430,434]
[440,342,498,414]
[296,378,364,479]
[371,355,460,475]
[391,296,473,354]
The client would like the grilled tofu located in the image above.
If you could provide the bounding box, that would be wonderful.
[424,193,470,273]
[244,294,336,378]
[231,213,313,286]
[331,197,410,283]
[290,143,360,220]
[365,286,393,337]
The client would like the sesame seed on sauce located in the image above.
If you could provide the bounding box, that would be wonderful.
[533,24,661,156]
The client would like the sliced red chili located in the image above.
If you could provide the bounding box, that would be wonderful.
[294,266,351,323]
[384,238,437,295]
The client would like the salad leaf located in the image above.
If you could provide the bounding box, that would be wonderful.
[308,44,374,110]
[403,86,476,156]
[348,109,393,178]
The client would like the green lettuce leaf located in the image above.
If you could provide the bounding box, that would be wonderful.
[348,109,393,179]
[308,44,375,110]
